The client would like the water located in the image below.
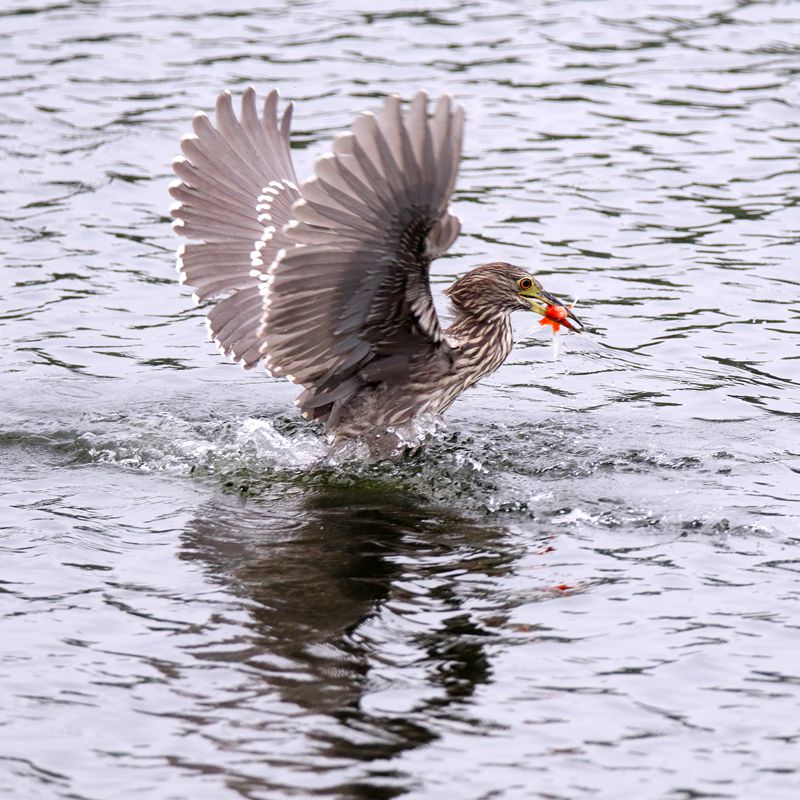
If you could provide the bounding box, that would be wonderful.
[2,0,799,797]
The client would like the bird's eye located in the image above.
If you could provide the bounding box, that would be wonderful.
[518,277,533,291]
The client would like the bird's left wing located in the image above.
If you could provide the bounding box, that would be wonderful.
[261,92,464,422]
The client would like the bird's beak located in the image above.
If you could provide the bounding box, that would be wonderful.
[519,285,585,332]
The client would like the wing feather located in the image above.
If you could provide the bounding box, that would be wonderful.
[171,157,253,207]
[261,91,463,426]
[171,88,299,368]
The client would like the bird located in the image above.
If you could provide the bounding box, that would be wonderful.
[170,88,583,444]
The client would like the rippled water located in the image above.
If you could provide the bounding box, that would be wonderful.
[2,1,800,797]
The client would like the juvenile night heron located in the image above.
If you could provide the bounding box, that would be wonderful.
[170,89,583,441]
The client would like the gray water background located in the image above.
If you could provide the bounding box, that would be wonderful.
[2,0,800,798]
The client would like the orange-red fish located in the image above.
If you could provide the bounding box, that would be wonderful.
[539,304,570,333]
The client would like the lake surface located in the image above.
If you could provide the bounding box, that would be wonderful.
[2,0,800,798]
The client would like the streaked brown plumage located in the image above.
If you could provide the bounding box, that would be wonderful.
[170,88,582,441]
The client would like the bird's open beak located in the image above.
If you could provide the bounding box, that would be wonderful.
[519,285,585,332]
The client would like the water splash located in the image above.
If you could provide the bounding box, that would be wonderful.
[9,404,781,535]
[234,418,325,467]
[76,412,326,476]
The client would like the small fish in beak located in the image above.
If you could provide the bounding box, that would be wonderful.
[537,292,584,333]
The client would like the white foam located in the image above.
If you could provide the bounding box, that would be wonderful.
[234,418,324,467]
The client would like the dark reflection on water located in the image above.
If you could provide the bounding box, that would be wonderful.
[182,482,514,788]
[173,479,515,798]
[3,0,800,797]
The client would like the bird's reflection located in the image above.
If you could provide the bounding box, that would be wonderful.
[179,477,518,777]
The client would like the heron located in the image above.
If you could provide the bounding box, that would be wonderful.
[170,88,583,443]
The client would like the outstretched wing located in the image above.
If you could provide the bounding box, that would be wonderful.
[262,92,464,425]
[170,88,299,368]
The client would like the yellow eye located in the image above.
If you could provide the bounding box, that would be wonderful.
[518,277,533,291]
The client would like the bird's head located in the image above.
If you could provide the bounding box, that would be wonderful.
[445,262,584,331]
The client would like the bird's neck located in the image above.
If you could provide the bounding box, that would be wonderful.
[445,309,514,382]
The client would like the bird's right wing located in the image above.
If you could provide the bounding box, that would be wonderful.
[261,92,464,422]
[170,88,299,368]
